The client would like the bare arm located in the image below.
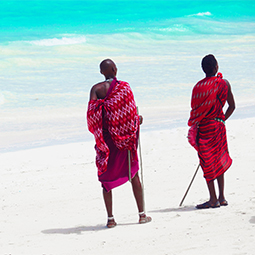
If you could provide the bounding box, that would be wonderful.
[139,115,143,125]
[89,85,98,101]
[224,79,235,120]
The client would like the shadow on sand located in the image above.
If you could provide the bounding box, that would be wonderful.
[42,225,107,235]
[42,222,139,235]
[149,205,196,213]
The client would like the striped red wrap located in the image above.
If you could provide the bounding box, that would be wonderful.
[188,73,232,182]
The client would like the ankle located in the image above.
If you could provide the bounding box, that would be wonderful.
[139,211,146,218]
[218,195,225,201]
[106,216,117,228]
[209,198,218,204]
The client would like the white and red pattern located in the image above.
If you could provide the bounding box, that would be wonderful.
[87,80,139,176]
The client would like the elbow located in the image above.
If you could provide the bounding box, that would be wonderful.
[229,105,235,116]
[229,101,236,113]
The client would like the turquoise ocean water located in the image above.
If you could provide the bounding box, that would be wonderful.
[1,0,255,151]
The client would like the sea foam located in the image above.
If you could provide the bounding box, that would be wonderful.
[193,12,212,17]
[28,36,86,46]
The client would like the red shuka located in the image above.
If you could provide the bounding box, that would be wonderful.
[188,73,232,182]
[87,78,139,176]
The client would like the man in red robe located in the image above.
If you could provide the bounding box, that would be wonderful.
[87,59,151,227]
[188,54,235,209]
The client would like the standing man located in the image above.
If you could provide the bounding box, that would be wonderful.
[188,54,235,209]
[87,59,151,227]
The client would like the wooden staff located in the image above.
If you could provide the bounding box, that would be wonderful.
[128,150,132,182]
[179,164,200,206]
[128,107,145,210]
[137,107,145,210]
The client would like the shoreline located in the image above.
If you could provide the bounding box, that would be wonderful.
[1,102,254,154]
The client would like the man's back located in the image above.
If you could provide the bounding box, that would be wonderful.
[90,81,111,100]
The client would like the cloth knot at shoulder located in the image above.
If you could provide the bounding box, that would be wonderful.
[217,72,223,79]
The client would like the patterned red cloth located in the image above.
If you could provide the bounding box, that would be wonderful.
[188,73,232,182]
[188,73,224,126]
[198,119,232,182]
[87,78,139,176]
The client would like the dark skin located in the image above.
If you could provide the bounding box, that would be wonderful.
[89,59,117,101]
[89,59,148,226]
[202,63,236,206]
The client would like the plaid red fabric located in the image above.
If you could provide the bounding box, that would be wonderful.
[87,79,139,176]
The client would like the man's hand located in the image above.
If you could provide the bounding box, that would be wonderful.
[139,115,143,125]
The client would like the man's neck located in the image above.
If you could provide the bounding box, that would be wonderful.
[105,75,116,80]
[105,78,113,85]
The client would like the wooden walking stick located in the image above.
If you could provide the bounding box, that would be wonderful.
[138,127,144,187]
[128,150,132,182]
[138,129,145,211]
[128,107,145,209]
[179,164,200,206]
[137,107,145,210]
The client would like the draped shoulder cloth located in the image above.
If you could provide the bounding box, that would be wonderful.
[87,78,139,176]
[188,73,224,126]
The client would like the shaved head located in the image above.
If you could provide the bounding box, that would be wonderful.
[100,59,116,72]
[99,59,117,79]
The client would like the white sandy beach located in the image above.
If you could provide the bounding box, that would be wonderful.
[1,1,255,254]
[1,116,255,255]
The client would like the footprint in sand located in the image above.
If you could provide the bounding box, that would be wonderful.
[249,216,255,224]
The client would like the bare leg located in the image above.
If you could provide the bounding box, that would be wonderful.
[103,189,116,228]
[196,180,220,209]
[206,180,218,204]
[217,173,228,205]
[103,189,113,217]
[131,173,152,223]
[131,172,144,212]
[217,173,225,201]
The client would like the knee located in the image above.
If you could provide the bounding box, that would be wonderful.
[132,172,139,181]
[132,173,141,186]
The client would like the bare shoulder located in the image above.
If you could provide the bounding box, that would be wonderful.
[91,81,106,91]
[89,81,109,100]
[223,78,230,87]
[223,79,234,93]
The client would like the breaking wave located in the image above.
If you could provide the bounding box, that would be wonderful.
[28,36,86,46]
[189,11,212,17]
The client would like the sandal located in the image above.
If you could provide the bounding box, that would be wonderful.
[139,212,152,224]
[196,200,220,209]
[107,217,117,228]
[219,199,228,206]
